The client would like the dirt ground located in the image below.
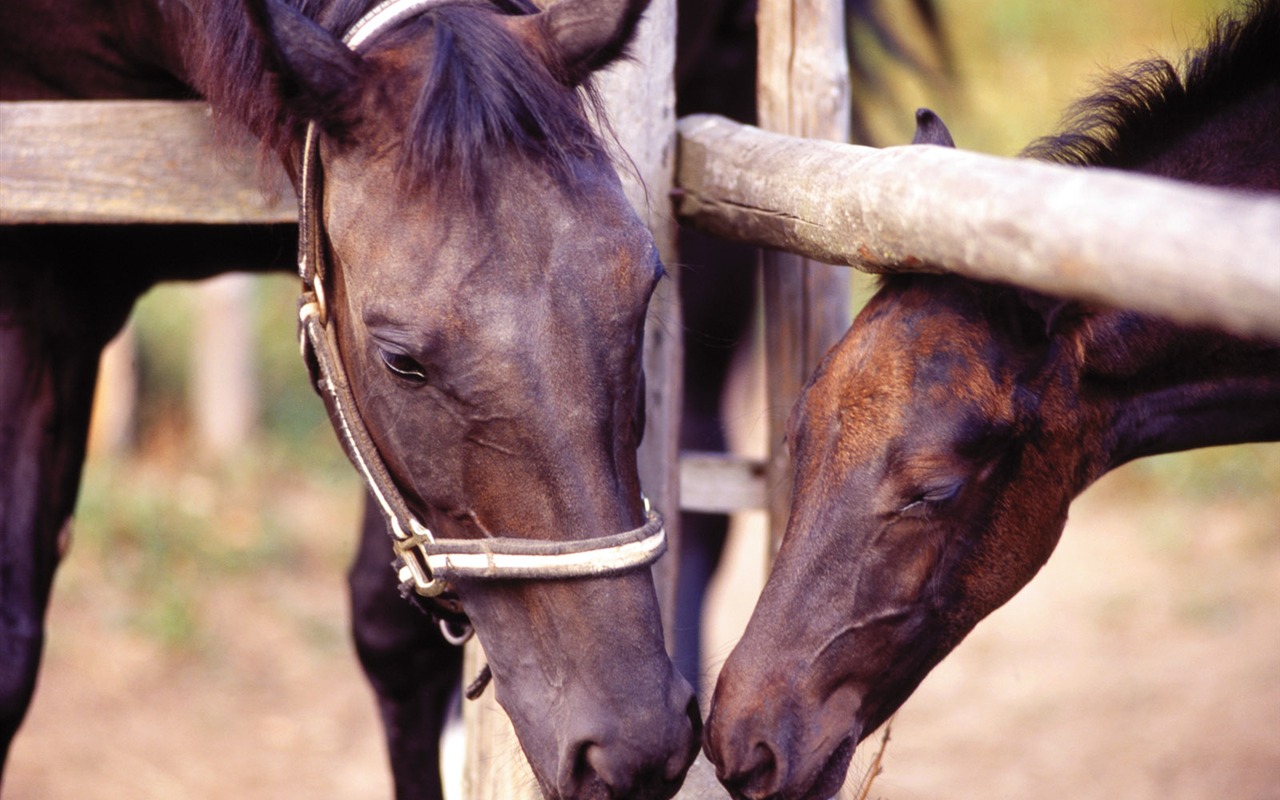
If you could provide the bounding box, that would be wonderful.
[6,438,1278,800]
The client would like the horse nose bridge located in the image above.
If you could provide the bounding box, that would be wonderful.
[476,574,697,798]
[509,350,642,504]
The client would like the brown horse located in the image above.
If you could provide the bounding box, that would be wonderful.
[0,1,700,798]
[704,1,1280,798]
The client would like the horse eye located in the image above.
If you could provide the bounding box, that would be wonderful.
[900,481,963,515]
[379,350,428,383]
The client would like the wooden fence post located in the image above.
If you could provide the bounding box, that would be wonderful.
[192,273,258,459]
[756,0,853,551]
[89,324,138,455]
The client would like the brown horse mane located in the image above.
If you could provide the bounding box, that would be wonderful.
[189,0,610,198]
[1020,0,1279,169]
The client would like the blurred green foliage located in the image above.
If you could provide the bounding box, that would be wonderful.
[128,275,348,467]
[75,275,360,650]
[855,0,1228,153]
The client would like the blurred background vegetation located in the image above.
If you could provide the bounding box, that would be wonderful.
[71,275,363,650]
[67,0,1276,652]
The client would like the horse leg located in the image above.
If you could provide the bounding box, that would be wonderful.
[349,493,462,800]
[0,262,134,778]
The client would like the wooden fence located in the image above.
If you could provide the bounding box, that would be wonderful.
[675,113,1280,341]
[4,0,1278,797]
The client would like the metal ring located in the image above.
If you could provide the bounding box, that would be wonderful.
[439,618,474,646]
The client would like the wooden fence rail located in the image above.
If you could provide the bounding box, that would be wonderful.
[675,113,1280,341]
[6,102,1276,341]
[0,100,294,224]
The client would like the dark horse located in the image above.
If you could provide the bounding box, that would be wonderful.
[0,1,702,798]
[704,1,1280,798]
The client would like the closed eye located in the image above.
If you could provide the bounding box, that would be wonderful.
[899,480,963,516]
[379,350,429,383]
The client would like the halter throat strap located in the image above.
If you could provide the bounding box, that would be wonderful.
[294,0,666,601]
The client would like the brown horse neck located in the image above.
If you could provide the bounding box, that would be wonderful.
[1072,309,1280,473]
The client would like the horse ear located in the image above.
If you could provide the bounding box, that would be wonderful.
[912,107,955,147]
[507,0,651,86]
[1018,288,1084,340]
[243,0,364,138]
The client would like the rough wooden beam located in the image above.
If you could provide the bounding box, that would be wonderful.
[0,100,294,224]
[675,113,1280,340]
[680,451,767,513]
[755,0,853,552]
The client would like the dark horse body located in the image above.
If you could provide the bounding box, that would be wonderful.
[0,1,703,798]
[705,2,1280,798]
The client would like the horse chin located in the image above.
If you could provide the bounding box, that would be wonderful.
[803,735,858,800]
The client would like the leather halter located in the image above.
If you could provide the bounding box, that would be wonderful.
[295,0,667,605]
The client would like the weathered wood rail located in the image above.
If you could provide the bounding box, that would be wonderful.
[7,103,1276,338]
[0,100,294,224]
[675,112,1280,341]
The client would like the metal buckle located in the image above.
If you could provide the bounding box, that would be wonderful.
[394,527,450,597]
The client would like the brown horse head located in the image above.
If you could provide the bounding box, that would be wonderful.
[706,2,1280,795]
[247,1,697,796]
[706,266,1086,798]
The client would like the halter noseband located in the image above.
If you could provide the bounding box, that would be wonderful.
[295,0,666,607]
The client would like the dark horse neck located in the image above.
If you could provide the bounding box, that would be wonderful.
[1078,312,1280,473]
[1029,0,1280,484]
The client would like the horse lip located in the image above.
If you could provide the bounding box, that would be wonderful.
[717,737,856,800]
[709,723,858,800]
[801,734,857,800]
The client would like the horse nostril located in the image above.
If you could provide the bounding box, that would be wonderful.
[556,676,700,799]
[569,741,609,798]
[569,741,662,800]
[720,740,784,800]
[564,722,696,800]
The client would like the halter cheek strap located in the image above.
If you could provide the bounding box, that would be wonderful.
[295,0,667,605]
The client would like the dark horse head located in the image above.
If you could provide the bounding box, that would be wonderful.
[705,2,1280,798]
[235,0,697,796]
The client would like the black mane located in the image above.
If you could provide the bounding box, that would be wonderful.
[189,0,607,197]
[1021,0,1279,168]
[398,2,609,199]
